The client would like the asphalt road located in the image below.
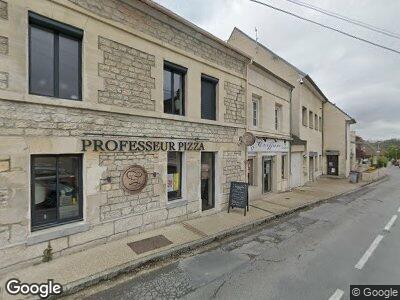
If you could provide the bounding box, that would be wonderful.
[73,168,400,300]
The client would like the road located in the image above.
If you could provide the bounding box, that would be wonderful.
[71,168,399,300]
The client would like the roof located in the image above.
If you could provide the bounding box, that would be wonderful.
[140,1,251,62]
[229,27,356,123]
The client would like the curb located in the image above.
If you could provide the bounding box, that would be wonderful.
[60,175,389,297]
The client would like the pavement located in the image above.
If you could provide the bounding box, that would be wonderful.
[0,170,389,299]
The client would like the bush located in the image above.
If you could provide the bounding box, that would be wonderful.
[377,156,388,168]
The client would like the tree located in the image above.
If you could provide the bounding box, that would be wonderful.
[385,145,400,160]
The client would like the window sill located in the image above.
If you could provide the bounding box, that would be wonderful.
[27,222,89,245]
[166,199,187,209]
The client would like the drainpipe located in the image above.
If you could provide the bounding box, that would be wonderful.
[288,87,293,189]
[322,102,325,175]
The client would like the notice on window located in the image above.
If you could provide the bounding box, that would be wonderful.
[167,173,180,192]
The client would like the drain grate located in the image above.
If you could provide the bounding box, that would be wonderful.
[127,235,173,255]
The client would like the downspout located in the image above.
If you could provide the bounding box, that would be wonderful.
[288,87,293,189]
[322,102,325,175]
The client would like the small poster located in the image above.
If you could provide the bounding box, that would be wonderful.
[173,173,180,191]
[167,174,174,192]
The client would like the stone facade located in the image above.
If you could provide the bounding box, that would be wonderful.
[67,0,246,75]
[98,36,156,111]
[0,36,8,55]
[222,151,245,194]
[0,0,248,273]
[0,100,239,141]
[224,81,246,125]
[0,72,8,90]
[0,0,7,20]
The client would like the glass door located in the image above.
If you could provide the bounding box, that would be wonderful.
[201,152,215,211]
[262,157,272,193]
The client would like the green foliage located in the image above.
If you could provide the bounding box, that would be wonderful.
[377,156,388,168]
[385,145,400,160]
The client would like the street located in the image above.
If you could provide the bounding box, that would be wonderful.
[69,168,399,300]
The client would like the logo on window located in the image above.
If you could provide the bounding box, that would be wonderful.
[121,165,148,193]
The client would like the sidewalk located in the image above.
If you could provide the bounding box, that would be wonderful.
[0,176,387,299]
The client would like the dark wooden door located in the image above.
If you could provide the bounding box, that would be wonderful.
[327,155,339,176]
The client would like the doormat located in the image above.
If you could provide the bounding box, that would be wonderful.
[127,235,173,255]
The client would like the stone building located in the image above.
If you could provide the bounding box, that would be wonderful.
[228,27,355,186]
[0,0,250,272]
[226,30,293,201]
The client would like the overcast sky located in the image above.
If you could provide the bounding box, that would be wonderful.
[154,0,400,140]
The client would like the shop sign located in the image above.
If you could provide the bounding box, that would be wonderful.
[82,139,205,152]
[247,138,289,153]
[121,165,148,193]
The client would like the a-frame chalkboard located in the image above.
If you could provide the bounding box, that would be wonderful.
[228,181,249,216]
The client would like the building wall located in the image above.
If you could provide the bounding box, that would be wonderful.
[0,0,248,272]
[323,102,352,177]
[228,29,324,186]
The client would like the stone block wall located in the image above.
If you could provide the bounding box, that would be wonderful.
[67,0,246,75]
[0,100,239,142]
[224,81,246,125]
[222,151,245,194]
[0,36,7,55]
[98,37,156,111]
[0,0,7,20]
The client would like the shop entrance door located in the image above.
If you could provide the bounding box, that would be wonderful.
[201,152,215,211]
[327,155,339,176]
[262,157,272,193]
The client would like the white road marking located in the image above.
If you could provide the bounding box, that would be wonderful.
[328,289,344,300]
[384,215,398,231]
[355,234,384,270]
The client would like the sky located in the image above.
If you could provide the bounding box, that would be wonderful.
[154,0,400,141]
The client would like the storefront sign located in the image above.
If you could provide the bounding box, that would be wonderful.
[247,138,289,153]
[81,139,205,152]
[121,165,148,193]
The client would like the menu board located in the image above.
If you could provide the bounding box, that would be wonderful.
[228,181,249,216]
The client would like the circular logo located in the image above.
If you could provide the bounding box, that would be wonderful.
[242,132,256,146]
[121,165,148,193]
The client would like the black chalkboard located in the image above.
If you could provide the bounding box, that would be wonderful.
[228,181,249,216]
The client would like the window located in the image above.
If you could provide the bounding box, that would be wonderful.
[247,158,255,185]
[319,116,323,132]
[275,104,282,131]
[29,12,82,100]
[163,61,186,116]
[315,155,318,171]
[31,154,83,230]
[281,155,287,179]
[167,152,182,200]
[315,114,319,131]
[201,152,215,210]
[309,111,313,128]
[302,106,307,126]
[252,97,259,127]
[201,74,218,120]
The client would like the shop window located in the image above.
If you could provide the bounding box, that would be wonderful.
[315,156,319,171]
[281,155,287,179]
[252,97,259,127]
[201,74,218,120]
[319,155,322,171]
[201,152,215,210]
[275,104,282,131]
[167,152,182,201]
[164,61,186,116]
[309,111,313,128]
[319,116,323,132]
[302,106,307,126]
[314,114,319,131]
[31,154,83,231]
[247,158,255,185]
[29,12,82,100]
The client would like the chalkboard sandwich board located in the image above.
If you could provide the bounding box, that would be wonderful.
[228,181,249,216]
